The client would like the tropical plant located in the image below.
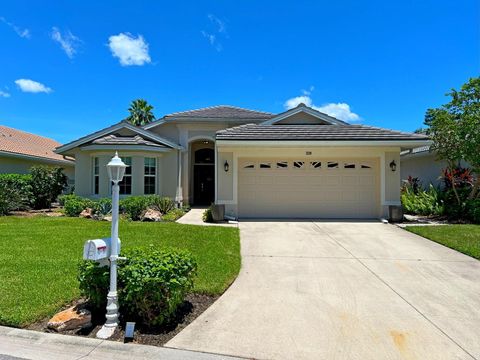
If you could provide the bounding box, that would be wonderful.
[0,174,33,210]
[401,184,444,216]
[126,99,155,126]
[425,77,480,203]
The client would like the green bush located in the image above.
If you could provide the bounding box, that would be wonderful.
[0,187,18,216]
[58,194,79,207]
[119,196,149,220]
[30,166,68,209]
[465,199,480,224]
[92,198,112,217]
[162,208,185,222]
[401,184,444,216]
[63,195,95,217]
[202,207,213,223]
[78,247,197,326]
[148,196,175,214]
[0,174,33,211]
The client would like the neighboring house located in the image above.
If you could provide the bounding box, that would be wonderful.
[0,125,75,184]
[55,103,429,219]
[401,146,470,188]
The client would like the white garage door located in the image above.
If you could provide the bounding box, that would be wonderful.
[238,158,380,219]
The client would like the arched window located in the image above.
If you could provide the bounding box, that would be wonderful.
[195,148,214,164]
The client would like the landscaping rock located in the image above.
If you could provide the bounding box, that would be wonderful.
[141,208,162,222]
[79,208,94,219]
[47,306,92,332]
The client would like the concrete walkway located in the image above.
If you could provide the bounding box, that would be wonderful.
[167,220,480,360]
[0,326,238,360]
[176,208,237,227]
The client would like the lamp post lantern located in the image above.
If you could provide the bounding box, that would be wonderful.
[97,152,127,339]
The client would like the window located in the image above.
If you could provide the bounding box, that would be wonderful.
[361,162,372,169]
[144,157,156,194]
[310,161,322,169]
[293,161,305,169]
[243,162,255,169]
[260,162,271,169]
[344,162,356,169]
[327,161,339,169]
[276,161,288,169]
[93,157,99,195]
[119,157,132,195]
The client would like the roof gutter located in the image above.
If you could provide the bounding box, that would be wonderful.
[216,139,432,148]
[0,150,75,166]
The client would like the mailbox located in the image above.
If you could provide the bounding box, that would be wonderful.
[83,238,121,261]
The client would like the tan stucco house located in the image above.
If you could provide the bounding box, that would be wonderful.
[55,104,430,219]
[0,125,75,183]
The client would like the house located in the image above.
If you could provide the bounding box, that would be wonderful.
[55,103,430,219]
[400,146,470,188]
[0,125,75,183]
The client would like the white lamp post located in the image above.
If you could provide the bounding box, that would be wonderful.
[97,152,127,339]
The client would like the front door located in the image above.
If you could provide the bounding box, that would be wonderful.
[194,165,215,205]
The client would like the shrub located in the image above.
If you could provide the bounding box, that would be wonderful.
[401,184,444,216]
[202,207,213,223]
[78,247,197,326]
[0,174,33,210]
[58,194,79,207]
[162,208,185,222]
[119,196,149,220]
[465,199,480,224]
[30,166,68,209]
[64,195,94,217]
[442,167,474,190]
[92,198,112,217]
[0,187,19,215]
[149,196,175,214]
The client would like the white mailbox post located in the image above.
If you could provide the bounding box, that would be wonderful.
[96,152,127,340]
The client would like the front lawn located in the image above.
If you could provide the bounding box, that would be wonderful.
[406,225,480,259]
[0,216,240,327]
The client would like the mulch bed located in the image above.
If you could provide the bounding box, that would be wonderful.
[27,293,218,346]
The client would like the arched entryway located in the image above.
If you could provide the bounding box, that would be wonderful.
[190,140,215,205]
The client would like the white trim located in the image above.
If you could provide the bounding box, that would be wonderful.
[144,117,265,130]
[260,106,346,126]
[0,150,74,166]
[383,201,402,206]
[55,122,182,154]
[380,153,385,206]
[214,142,218,203]
[217,140,432,148]
[80,145,172,152]
[188,135,216,143]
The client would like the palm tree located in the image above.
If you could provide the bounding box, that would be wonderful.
[126,99,155,126]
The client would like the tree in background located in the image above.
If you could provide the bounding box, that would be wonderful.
[425,77,480,203]
[126,99,155,126]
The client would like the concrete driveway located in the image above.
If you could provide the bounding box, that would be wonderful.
[167,221,480,360]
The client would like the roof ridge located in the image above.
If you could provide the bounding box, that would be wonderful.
[164,105,274,117]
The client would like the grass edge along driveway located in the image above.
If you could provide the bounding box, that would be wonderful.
[0,216,240,327]
[406,224,480,260]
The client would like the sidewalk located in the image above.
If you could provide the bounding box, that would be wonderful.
[0,326,238,360]
[176,208,237,227]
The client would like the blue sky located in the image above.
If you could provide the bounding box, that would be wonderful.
[0,1,478,143]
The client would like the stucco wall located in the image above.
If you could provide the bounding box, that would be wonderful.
[401,154,446,187]
[0,155,74,180]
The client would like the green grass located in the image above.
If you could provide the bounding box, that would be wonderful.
[0,216,240,327]
[406,225,480,259]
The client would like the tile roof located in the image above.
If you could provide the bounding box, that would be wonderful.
[0,125,73,163]
[92,134,166,147]
[216,124,430,141]
[163,105,274,120]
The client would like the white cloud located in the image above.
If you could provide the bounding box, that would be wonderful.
[51,27,81,58]
[0,90,10,98]
[284,91,360,122]
[0,17,30,38]
[15,79,52,93]
[201,31,222,51]
[202,14,227,51]
[108,33,151,66]
[208,14,226,34]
